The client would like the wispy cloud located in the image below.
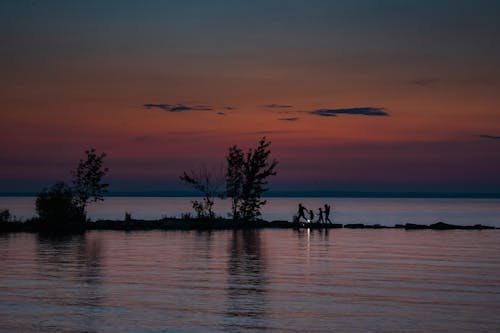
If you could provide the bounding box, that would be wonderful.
[309,107,388,117]
[217,112,226,116]
[143,103,213,112]
[278,117,300,122]
[262,104,293,109]
[480,134,500,140]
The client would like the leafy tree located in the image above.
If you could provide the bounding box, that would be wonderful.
[225,137,278,221]
[35,148,109,226]
[180,164,224,219]
[72,148,109,215]
[226,145,245,219]
[36,182,82,224]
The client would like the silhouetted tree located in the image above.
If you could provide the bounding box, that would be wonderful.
[225,137,278,221]
[36,182,83,224]
[226,145,245,219]
[35,148,109,227]
[0,209,11,222]
[72,148,109,216]
[180,164,224,219]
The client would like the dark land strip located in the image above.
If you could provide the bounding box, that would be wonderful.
[0,219,496,233]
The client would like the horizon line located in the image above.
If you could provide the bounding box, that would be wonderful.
[1,190,500,199]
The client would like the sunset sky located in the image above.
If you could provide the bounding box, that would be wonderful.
[1,0,500,194]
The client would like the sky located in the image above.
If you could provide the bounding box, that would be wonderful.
[1,0,500,194]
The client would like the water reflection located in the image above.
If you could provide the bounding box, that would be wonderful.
[193,230,214,261]
[36,233,104,331]
[225,229,268,329]
[37,233,103,281]
[1,230,500,332]
[294,228,331,247]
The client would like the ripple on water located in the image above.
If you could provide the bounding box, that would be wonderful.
[1,229,499,332]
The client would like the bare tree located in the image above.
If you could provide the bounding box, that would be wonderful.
[180,164,224,219]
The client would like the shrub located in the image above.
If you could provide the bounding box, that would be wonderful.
[35,148,109,227]
[35,182,84,224]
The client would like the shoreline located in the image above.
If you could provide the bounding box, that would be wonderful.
[0,219,497,233]
[2,192,500,198]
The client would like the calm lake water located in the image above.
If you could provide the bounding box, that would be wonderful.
[1,229,499,332]
[1,196,500,227]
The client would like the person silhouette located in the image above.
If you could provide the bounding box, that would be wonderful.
[297,203,307,222]
[324,204,332,223]
[318,207,324,223]
[308,209,314,223]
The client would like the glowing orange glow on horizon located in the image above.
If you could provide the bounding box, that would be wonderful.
[1,1,500,192]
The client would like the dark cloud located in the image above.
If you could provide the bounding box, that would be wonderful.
[217,112,226,116]
[192,105,213,110]
[143,103,213,112]
[410,79,438,86]
[480,134,500,140]
[262,104,293,108]
[278,117,300,122]
[224,106,237,110]
[309,107,388,117]
[143,103,171,111]
[169,105,192,112]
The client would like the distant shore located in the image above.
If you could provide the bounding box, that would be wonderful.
[2,191,500,198]
[0,218,497,233]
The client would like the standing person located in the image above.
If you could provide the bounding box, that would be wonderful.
[318,207,324,223]
[324,204,332,223]
[297,203,307,222]
[308,209,314,223]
